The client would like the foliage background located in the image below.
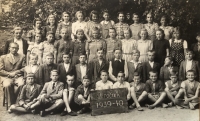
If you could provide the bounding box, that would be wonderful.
[0,0,200,45]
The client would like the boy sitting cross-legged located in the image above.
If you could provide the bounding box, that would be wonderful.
[29,70,64,117]
[8,73,42,114]
[145,71,168,109]
[175,70,200,110]
[129,72,148,111]
[74,75,94,114]
[164,71,180,107]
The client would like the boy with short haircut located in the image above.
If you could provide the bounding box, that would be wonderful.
[160,56,178,83]
[145,71,168,109]
[113,71,131,101]
[96,70,113,90]
[60,75,77,116]
[129,72,147,111]
[74,75,94,114]
[164,71,180,107]
[38,52,57,86]
[57,52,75,84]
[20,53,41,85]
[143,50,160,82]
[8,73,42,113]
[89,49,109,84]
[109,48,128,82]
[175,70,200,110]
[75,53,91,88]
[126,49,143,83]
[30,70,64,117]
[179,50,199,82]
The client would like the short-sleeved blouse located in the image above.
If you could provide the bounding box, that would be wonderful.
[72,21,87,35]
[160,26,173,40]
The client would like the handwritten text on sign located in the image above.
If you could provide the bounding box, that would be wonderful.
[90,88,128,116]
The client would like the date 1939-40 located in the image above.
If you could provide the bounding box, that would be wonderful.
[96,100,124,108]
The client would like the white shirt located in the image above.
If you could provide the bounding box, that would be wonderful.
[31,65,37,73]
[149,61,154,68]
[99,60,102,66]
[72,21,87,35]
[14,38,23,55]
[30,85,34,92]
[95,80,113,90]
[186,60,192,72]
[64,63,70,72]
[80,64,87,80]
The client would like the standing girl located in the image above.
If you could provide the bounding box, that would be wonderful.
[143,13,159,41]
[39,31,55,64]
[72,11,87,40]
[56,12,72,40]
[130,13,144,40]
[85,10,102,42]
[44,15,57,39]
[27,18,44,45]
[106,28,122,61]
[85,27,106,62]
[159,16,173,40]
[54,28,73,63]
[72,29,86,66]
[100,10,115,39]
[169,27,188,66]
[121,29,136,62]
[153,29,170,66]
[135,29,153,62]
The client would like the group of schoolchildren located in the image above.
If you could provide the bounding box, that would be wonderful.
[1,9,200,117]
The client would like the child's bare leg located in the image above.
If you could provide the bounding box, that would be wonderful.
[130,87,141,107]
[78,95,87,104]
[45,99,64,112]
[165,88,175,104]
[68,89,75,104]
[30,100,41,109]
[138,91,148,103]
[152,92,166,107]
[9,105,27,113]
[63,89,72,112]
[175,88,184,106]
[147,93,157,103]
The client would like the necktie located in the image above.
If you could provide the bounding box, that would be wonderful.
[52,83,55,89]
[153,83,155,94]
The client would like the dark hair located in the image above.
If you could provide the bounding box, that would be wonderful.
[83,75,90,80]
[186,49,194,55]
[62,51,72,58]
[156,28,165,39]
[33,18,42,27]
[117,11,124,17]
[74,29,86,40]
[149,71,158,76]
[46,52,54,58]
[113,48,122,52]
[79,52,87,58]
[90,10,99,21]
[61,12,71,21]
[170,71,178,77]
[133,72,140,77]
[100,70,109,75]
[96,48,104,53]
[117,71,125,77]
[46,14,56,25]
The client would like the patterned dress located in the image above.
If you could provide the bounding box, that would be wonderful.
[160,26,173,40]
[170,39,185,66]
[85,21,102,39]
[56,22,72,40]
[136,39,153,62]
[144,22,159,41]
[121,39,137,62]
[114,23,129,39]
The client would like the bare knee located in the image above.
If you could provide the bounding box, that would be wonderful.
[3,78,13,88]
[10,105,16,110]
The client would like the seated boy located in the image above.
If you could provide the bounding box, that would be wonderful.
[129,72,147,111]
[96,70,113,90]
[8,73,42,113]
[74,75,94,114]
[164,71,180,107]
[160,56,178,83]
[29,70,64,117]
[179,50,199,82]
[175,70,200,110]
[145,71,168,109]
[60,75,77,116]
[109,49,128,82]
[113,71,131,100]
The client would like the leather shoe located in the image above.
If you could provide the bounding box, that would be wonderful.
[60,111,67,116]
[68,111,77,116]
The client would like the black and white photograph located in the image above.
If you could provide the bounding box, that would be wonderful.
[0,0,199,121]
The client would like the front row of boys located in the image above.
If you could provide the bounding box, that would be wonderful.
[8,68,200,117]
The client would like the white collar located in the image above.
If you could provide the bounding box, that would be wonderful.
[14,38,22,42]
[114,58,122,62]
[130,60,141,63]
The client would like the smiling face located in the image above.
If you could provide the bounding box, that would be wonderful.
[63,13,70,22]
[92,14,98,22]
[103,12,109,21]
[92,30,99,39]
[186,72,195,82]
[140,30,147,40]
[77,13,84,21]
[133,76,141,85]
[149,72,158,82]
